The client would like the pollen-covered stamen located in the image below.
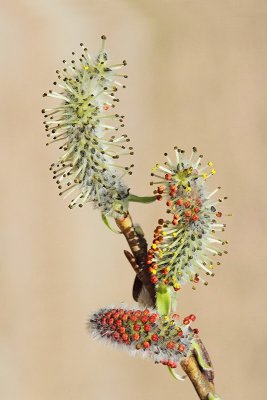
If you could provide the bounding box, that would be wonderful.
[149,148,229,290]
[43,36,133,216]
[89,306,196,367]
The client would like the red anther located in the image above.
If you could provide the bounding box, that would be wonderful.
[133,324,140,331]
[162,268,168,275]
[144,324,151,332]
[167,341,175,349]
[118,310,124,316]
[151,276,158,284]
[189,314,196,321]
[193,328,199,335]
[101,317,107,325]
[133,333,140,341]
[147,259,153,265]
[114,312,120,319]
[122,333,129,341]
[152,263,158,269]
[161,360,168,365]
[151,334,159,342]
[194,275,199,283]
[143,309,150,316]
[134,311,142,317]
[108,318,114,325]
[106,312,112,318]
[172,219,178,225]
[184,201,191,208]
[122,314,128,321]
[103,104,110,110]
[141,316,148,324]
[185,210,191,217]
[143,341,150,349]
[157,195,163,201]
[172,313,179,319]
[183,318,190,325]
[170,362,177,369]
[116,319,122,327]
[192,214,199,221]
[170,185,177,192]
[149,314,158,323]
[119,327,126,334]
[176,199,183,206]
[166,200,172,206]
[165,174,172,181]
[113,332,120,339]
[178,344,185,352]
[216,212,222,218]
[163,279,169,285]
[173,214,179,219]
[130,315,137,322]
[177,329,183,337]
[158,185,165,193]
[194,207,200,213]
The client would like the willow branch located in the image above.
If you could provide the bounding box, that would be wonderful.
[115,212,218,400]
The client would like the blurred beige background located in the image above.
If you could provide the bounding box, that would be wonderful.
[1,0,267,399]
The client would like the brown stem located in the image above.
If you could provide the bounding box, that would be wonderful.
[181,355,215,399]
[115,212,218,400]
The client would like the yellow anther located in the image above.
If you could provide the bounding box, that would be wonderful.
[174,283,180,289]
[211,169,216,175]
[180,238,184,244]
[166,267,170,272]
[162,231,167,236]
[173,232,177,237]
[152,244,157,250]
[170,320,175,325]
[150,269,157,275]
[209,264,214,270]
[171,276,176,282]
[208,161,213,167]
[185,186,191,193]
[163,316,169,322]
[202,173,208,179]
[83,65,89,70]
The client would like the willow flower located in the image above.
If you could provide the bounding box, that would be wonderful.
[42,36,133,217]
[89,306,197,368]
[148,147,229,291]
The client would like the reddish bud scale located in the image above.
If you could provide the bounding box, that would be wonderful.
[89,306,196,367]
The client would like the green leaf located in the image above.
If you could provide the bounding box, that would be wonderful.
[101,213,121,234]
[167,366,186,381]
[128,194,157,204]
[208,393,222,400]
[192,341,213,371]
[156,285,172,316]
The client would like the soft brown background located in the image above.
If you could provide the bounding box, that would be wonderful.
[1,0,267,399]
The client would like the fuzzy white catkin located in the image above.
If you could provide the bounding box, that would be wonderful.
[42,36,134,217]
